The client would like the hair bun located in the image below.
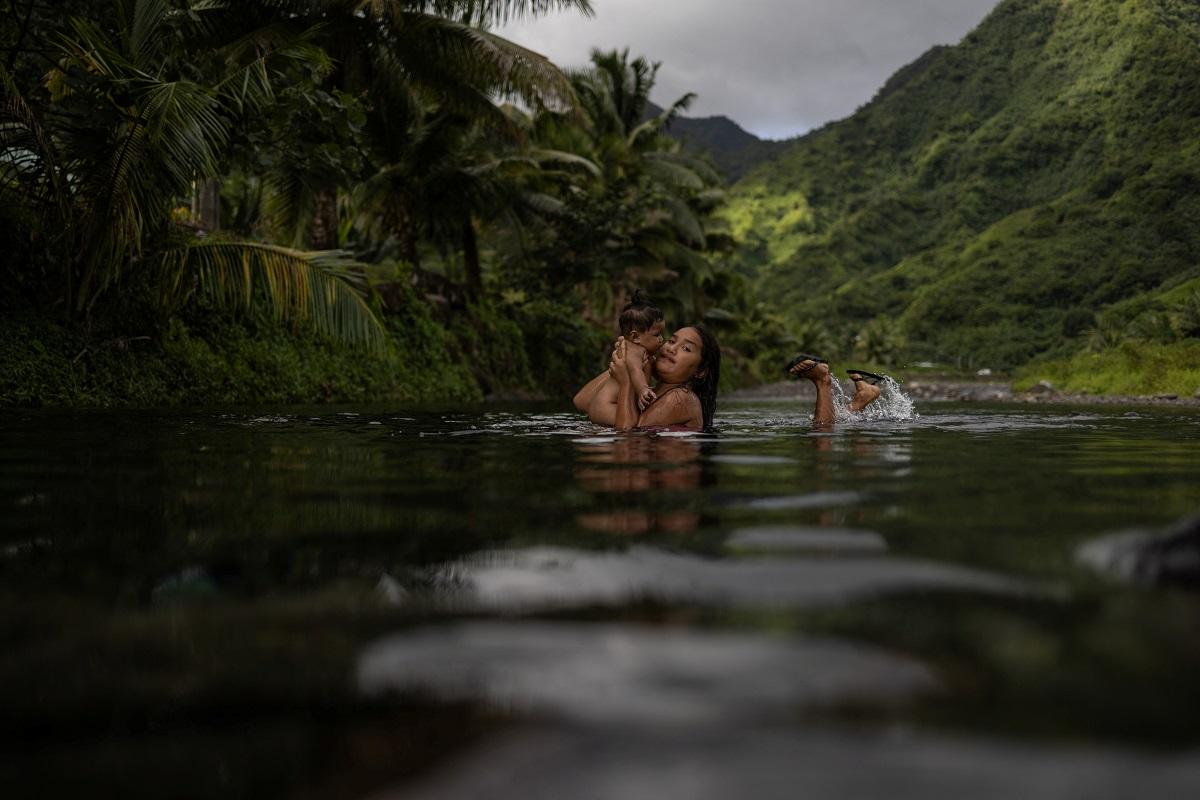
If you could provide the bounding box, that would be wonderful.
[627,288,651,309]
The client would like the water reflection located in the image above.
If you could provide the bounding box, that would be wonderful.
[574,435,711,535]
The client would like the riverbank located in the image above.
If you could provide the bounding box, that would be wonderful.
[4,305,1198,410]
[0,287,612,409]
[0,309,482,408]
[727,377,1200,408]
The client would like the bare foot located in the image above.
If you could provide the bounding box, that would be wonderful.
[848,372,882,412]
[788,359,830,383]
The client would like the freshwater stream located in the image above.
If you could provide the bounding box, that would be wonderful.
[3,396,1200,798]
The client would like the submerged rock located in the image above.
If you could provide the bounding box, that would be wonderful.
[1077,516,1200,588]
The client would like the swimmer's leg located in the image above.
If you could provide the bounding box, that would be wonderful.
[789,358,835,429]
[848,372,882,412]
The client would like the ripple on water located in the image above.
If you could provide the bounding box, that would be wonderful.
[741,491,864,511]
[356,622,937,725]
[726,526,888,554]
[427,546,1036,612]
[382,724,1200,800]
[708,454,796,465]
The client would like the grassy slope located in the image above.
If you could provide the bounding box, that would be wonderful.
[725,0,1200,377]
[1015,340,1200,396]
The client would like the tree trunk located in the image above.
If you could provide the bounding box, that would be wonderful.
[6,1,37,72]
[309,187,338,249]
[191,178,221,232]
[463,215,481,297]
[392,201,420,267]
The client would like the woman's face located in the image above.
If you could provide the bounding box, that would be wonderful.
[653,327,704,384]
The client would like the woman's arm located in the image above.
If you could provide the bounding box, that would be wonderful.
[572,369,611,412]
[585,380,618,426]
[612,341,641,431]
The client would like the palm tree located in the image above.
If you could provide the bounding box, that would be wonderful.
[0,0,386,345]
[532,48,730,325]
[1,0,594,345]
[228,0,594,250]
[349,103,597,294]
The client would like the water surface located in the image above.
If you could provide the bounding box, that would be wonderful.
[3,400,1200,798]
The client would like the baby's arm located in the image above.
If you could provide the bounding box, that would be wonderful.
[631,353,657,410]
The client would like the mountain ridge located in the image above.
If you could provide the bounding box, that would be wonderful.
[725,0,1200,369]
[648,102,788,182]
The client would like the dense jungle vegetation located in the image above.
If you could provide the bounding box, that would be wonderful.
[726,0,1200,394]
[1,0,783,406]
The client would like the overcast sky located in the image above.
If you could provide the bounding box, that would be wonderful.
[496,0,1001,140]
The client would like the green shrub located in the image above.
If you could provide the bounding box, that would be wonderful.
[0,303,481,408]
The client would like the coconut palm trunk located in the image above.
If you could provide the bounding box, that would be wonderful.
[310,187,338,249]
[463,215,481,296]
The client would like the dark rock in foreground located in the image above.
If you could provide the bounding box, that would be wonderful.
[1078,516,1200,589]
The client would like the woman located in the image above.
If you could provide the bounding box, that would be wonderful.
[586,325,721,432]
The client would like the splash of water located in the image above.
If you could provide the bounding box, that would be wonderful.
[831,375,917,423]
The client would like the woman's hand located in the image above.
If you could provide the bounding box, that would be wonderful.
[609,338,631,384]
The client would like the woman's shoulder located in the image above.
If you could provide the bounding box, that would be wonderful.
[641,385,702,428]
[656,384,699,405]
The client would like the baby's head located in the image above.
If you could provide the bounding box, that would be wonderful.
[618,290,665,355]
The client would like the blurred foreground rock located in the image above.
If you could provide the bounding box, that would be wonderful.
[1078,516,1200,589]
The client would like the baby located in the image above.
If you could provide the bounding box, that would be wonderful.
[572,292,665,426]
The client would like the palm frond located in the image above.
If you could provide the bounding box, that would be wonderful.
[527,147,600,176]
[129,0,171,64]
[642,154,703,190]
[214,23,333,112]
[366,1,593,28]
[160,240,388,348]
[0,64,70,220]
[385,11,577,112]
[138,79,228,183]
[664,195,706,248]
[627,92,695,149]
[264,166,318,247]
[518,189,564,215]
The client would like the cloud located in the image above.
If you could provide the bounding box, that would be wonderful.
[496,0,1000,139]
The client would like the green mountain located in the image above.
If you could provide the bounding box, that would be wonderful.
[649,102,787,182]
[726,0,1200,370]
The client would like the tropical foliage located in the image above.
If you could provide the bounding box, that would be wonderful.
[2,0,790,403]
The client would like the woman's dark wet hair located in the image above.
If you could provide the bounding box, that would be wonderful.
[688,325,721,431]
[618,289,664,337]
